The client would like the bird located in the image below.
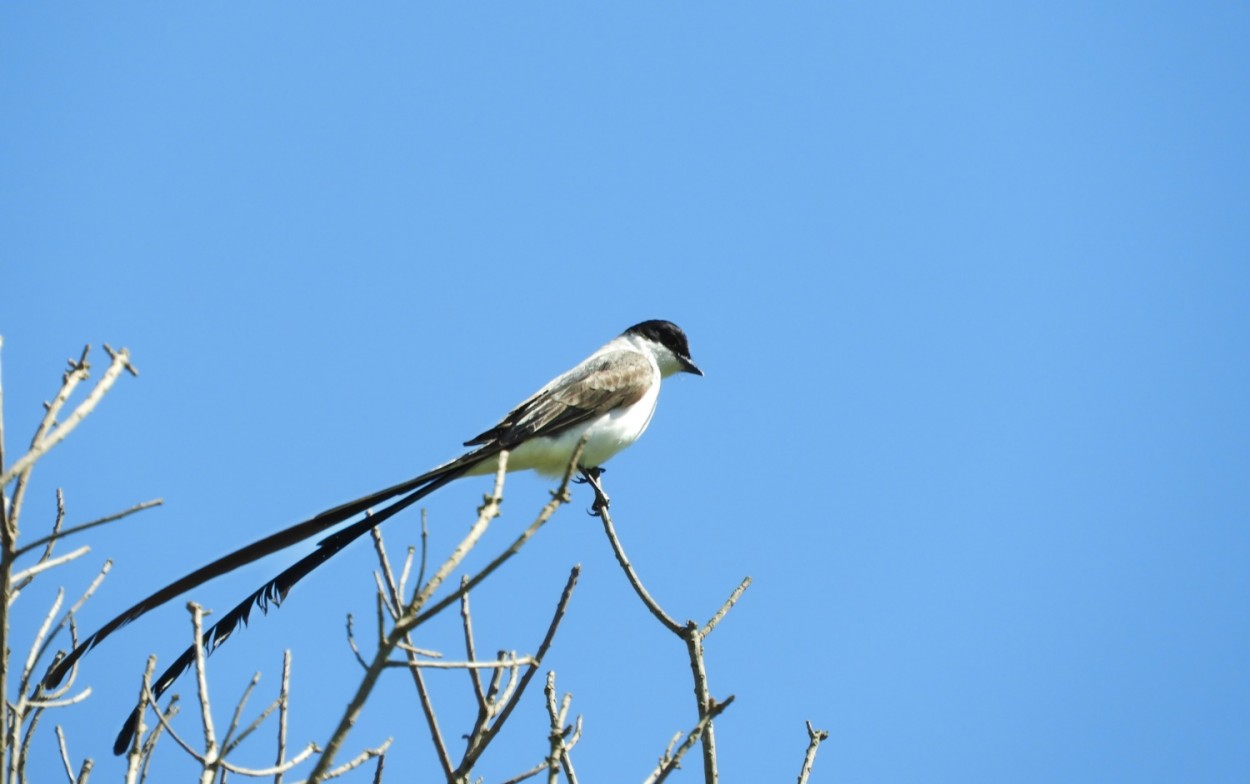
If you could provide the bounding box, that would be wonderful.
[41,319,701,754]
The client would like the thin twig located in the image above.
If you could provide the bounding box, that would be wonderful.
[702,576,751,638]
[315,738,391,780]
[460,576,487,710]
[594,500,682,634]
[11,545,90,584]
[216,744,317,777]
[644,695,735,784]
[55,725,75,784]
[594,482,750,784]
[371,751,385,784]
[14,498,163,558]
[456,566,580,777]
[32,488,67,571]
[405,656,538,670]
[370,526,454,778]
[34,558,112,695]
[499,759,548,784]
[545,672,561,784]
[415,509,428,595]
[22,588,63,689]
[1,345,135,486]
[345,614,369,669]
[137,696,180,784]
[275,650,292,784]
[7,347,91,539]
[397,545,415,601]
[313,441,584,781]
[410,659,452,778]
[188,602,219,765]
[408,467,575,630]
[141,682,201,760]
[122,656,158,781]
[220,672,263,753]
[796,721,831,784]
[543,671,580,784]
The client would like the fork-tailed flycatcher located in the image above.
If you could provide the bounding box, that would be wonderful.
[42,319,700,753]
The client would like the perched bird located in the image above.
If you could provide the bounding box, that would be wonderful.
[42,319,701,754]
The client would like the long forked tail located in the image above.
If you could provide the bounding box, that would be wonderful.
[43,452,486,693]
[110,468,462,754]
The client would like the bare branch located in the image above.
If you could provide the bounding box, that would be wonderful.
[397,544,416,602]
[499,759,548,784]
[33,558,112,695]
[122,656,159,780]
[137,695,181,784]
[456,565,581,777]
[796,721,831,784]
[22,587,63,688]
[11,545,90,584]
[702,576,752,638]
[370,525,453,777]
[215,743,317,777]
[405,655,538,670]
[592,480,751,783]
[460,577,487,710]
[410,655,453,779]
[345,614,370,670]
[14,498,163,558]
[55,724,75,784]
[1,345,136,486]
[414,509,428,596]
[30,487,67,571]
[188,602,219,758]
[315,738,391,781]
[275,650,292,784]
[593,498,682,634]
[6,347,91,541]
[644,695,735,784]
[23,688,92,710]
[408,458,577,630]
[371,750,385,784]
[220,671,263,753]
[544,671,580,784]
[308,452,514,782]
[141,681,203,761]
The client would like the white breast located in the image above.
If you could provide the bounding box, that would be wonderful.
[469,356,662,477]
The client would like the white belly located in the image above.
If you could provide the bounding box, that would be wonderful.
[467,379,661,477]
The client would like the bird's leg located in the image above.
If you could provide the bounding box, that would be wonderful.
[576,466,610,516]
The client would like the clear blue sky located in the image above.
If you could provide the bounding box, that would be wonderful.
[3,4,1248,782]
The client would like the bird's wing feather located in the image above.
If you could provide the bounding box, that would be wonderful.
[465,349,653,448]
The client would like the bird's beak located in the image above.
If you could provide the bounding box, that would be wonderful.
[680,356,704,376]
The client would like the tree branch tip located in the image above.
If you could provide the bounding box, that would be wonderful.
[102,343,139,376]
[184,600,211,616]
[69,344,91,370]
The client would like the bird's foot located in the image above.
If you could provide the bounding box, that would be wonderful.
[576,466,610,516]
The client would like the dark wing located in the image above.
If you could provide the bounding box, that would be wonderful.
[464,349,654,449]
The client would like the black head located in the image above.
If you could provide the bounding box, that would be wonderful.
[624,319,702,376]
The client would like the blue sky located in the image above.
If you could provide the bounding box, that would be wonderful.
[3,4,1248,782]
